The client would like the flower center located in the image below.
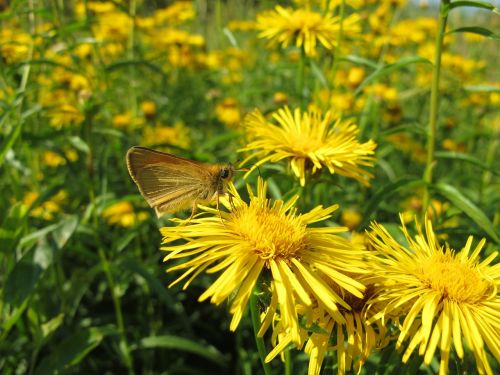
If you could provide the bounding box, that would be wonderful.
[415,251,491,304]
[232,201,307,261]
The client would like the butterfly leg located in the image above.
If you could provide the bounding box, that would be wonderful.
[184,201,198,225]
[216,193,227,227]
[227,191,236,210]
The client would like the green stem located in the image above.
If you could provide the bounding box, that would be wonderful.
[297,47,306,110]
[128,0,137,120]
[479,123,497,204]
[330,0,346,90]
[284,347,292,375]
[422,0,450,218]
[98,248,134,375]
[249,285,272,375]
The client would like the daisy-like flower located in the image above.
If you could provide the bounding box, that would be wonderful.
[160,178,367,344]
[256,6,360,57]
[367,216,500,375]
[263,278,391,375]
[239,106,376,186]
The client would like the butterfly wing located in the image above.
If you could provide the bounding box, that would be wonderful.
[126,147,215,216]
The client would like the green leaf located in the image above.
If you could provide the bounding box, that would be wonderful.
[132,335,228,366]
[41,314,65,340]
[447,26,500,41]
[1,298,29,339]
[435,151,500,176]
[11,58,79,73]
[68,136,90,154]
[223,27,238,47]
[360,177,427,228]
[105,59,166,77]
[0,202,28,254]
[355,56,432,96]
[341,55,379,69]
[119,257,184,312]
[433,182,500,243]
[51,215,79,249]
[463,85,500,93]
[310,60,328,88]
[34,327,106,375]
[380,123,427,136]
[449,1,496,12]
[4,249,45,306]
[20,215,79,250]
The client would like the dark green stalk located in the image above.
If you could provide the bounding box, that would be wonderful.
[330,0,346,89]
[249,285,272,375]
[128,0,137,120]
[98,247,134,374]
[297,47,306,109]
[284,347,292,375]
[422,0,450,218]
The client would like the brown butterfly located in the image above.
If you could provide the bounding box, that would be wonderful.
[126,146,236,218]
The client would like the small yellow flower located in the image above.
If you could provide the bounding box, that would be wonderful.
[154,1,195,25]
[240,106,376,186]
[141,122,191,150]
[24,190,67,220]
[49,103,85,129]
[228,20,256,32]
[273,91,288,106]
[102,201,148,227]
[368,216,500,375]
[140,100,157,118]
[387,133,427,163]
[340,208,362,230]
[442,138,465,152]
[112,112,132,128]
[42,151,66,167]
[347,66,365,88]
[93,11,132,42]
[160,179,367,343]
[256,6,360,57]
[215,97,241,128]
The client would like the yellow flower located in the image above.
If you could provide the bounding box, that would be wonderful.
[273,91,289,106]
[347,66,365,88]
[42,151,66,167]
[265,280,391,375]
[160,179,367,343]
[256,6,360,57]
[442,138,465,152]
[141,122,191,150]
[240,106,376,186]
[228,20,256,32]
[23,190,67,220]
[102,201,148,227]
[340,208,362,230]
[154,1,195,25]
[140,100,157,118]
[49,103,85,129]
[387,133,427,163]
[368,216,500,375]
[112,112,133,128]
[93,11,132,42]
[0,27,32,63]
[215,97,241,128]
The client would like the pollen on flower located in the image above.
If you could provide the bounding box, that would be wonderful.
[231,202,307,261]
[415,251,491,304]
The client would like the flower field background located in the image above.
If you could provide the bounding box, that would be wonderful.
[1,0,499,374]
